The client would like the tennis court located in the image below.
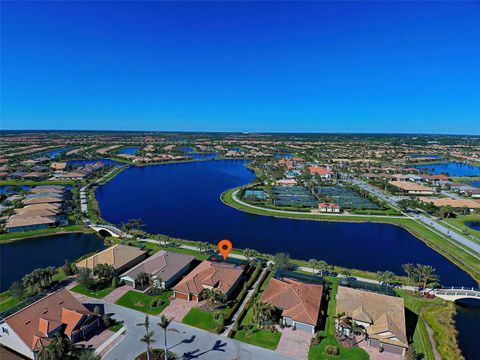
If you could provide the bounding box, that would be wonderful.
[315,186,379,209]
[273,186,318,207]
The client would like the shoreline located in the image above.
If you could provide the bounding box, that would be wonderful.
[221,186,480,284]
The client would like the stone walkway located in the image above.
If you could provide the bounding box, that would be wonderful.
[103,285,135,303]
[161,298,206,322]
[276,327,312,360]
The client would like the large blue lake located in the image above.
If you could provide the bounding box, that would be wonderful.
[413,162,480,177]
[96,160,475,287]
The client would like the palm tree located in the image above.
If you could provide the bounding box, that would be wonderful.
[252,302,275,327]
[93,263,116,282]
[308,259,319,275]
[77,349,101,360]
[244,248,259,264]
[158,315,172,360]
[204,288,227,307]
[416,264,439,290]
[138,315,154,360]
[402,263,415,285]
[135,271,152,289]
[317,260,328,277]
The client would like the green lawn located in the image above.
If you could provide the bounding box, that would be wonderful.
[0,291,20,312]
[115,290,172,315]
[443,214,480,241]
[234,326,281,350]
[308,280,369,360]
[182,307,223,331]
[413,318,435,360]
[108,323,124,332]
[70,285,115,299]
[0,225,91,242]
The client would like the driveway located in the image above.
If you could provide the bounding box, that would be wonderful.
[82,298,294,360]
[276,327,312,360]
[161,298,206,322]
[103,285,135,303]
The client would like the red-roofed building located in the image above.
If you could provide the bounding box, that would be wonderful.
[308,166,334,179]
[0,289,99,359]
[260,277,323,334]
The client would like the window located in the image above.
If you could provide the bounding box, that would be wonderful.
[2,327,9,335]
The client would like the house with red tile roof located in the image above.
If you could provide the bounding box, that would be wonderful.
[173,261,244,301]
[0,288,99,359]
[259,277,323,334]
[308,166,334,179]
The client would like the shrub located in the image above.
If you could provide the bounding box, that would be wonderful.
[112,277,119,288]
[147,287,164,296]
[93,305,101,315]
[102,314,113,328]
[149,299,163,308]
[325,345,339,356]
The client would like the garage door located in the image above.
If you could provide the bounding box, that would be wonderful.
[175,292,189,300]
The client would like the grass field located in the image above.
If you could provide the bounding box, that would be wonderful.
[0,225,92,242]
[115,290,172,315]
[443,214,480,241]
[182,307,224,332]
[70,284,115,299]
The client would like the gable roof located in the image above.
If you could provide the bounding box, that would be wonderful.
[260,277,323,326]
[173,260,243,296]
[76,244,146,270]
[4,289,94,351]
[336,286,408,348]
[121,250,195,282]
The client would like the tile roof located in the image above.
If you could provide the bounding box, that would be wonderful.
[76,244,146,270]
[121,250,195,283]
[260,277,323,326]
[388,181,434,192]
[4,288,94,351]
[336,286,408,348]
[173,260,243,296]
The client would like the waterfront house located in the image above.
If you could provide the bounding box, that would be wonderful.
[0,288,100,359]
[50,162,67,171]
[173,260,244,301]
[275,179,297,186]
[120,250,195,289]
[335,286,408,356]
[418,197,480,211]
[259,277,323,334]
[5,215,56,232]
[76,244,146,274]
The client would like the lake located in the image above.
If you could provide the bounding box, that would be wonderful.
[95,160,475,287]
[465,221,480,231]
[413,162,480,177]
[0,233,104,291]
[117,147,139,155]
[35,147,75,159]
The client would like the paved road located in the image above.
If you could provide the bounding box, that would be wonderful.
[349,178,480,257]
[88,299,294,360]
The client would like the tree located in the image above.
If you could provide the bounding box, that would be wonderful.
[273,252,291,270]
[402,263,415,285]
[63,259,76,276]
[317,260,328,277]
[135,271,152,289]
[376,271,395,285]
[252,302,276,327]
[77,349,101,360]
[204,288,227,307]
[93,263,116,282]
[197,242,211,255]
[244,248,260,264]
[127,218,145,230]
[416,264,439,290]
[77,268,95,290]
[308,259,319,275]
[138,315,154,360]
[37,334,72,360]
[9,281,24,299]
[158,315,172,360]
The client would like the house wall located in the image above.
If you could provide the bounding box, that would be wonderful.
[174,291,189,301]
[225,275,243,299]
[0,322,34,359]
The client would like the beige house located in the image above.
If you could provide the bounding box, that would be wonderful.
[336,286,408,356]
[76,245,146,274]
[389,181,435,195]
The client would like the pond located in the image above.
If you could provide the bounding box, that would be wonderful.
[413,162,480,177]
[35,147,75,159]
[0,233,104,291]
[95,160,475,287]
[66,158,122,167]
[117,147,138,155]
[465,221,480,231]
[455,299,480,360]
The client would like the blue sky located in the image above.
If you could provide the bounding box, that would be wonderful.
[1,1,479,134]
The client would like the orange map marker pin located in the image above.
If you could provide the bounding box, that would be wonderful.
[218,239,232,261]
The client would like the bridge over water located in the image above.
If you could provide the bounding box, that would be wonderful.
[432,287,480,301]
